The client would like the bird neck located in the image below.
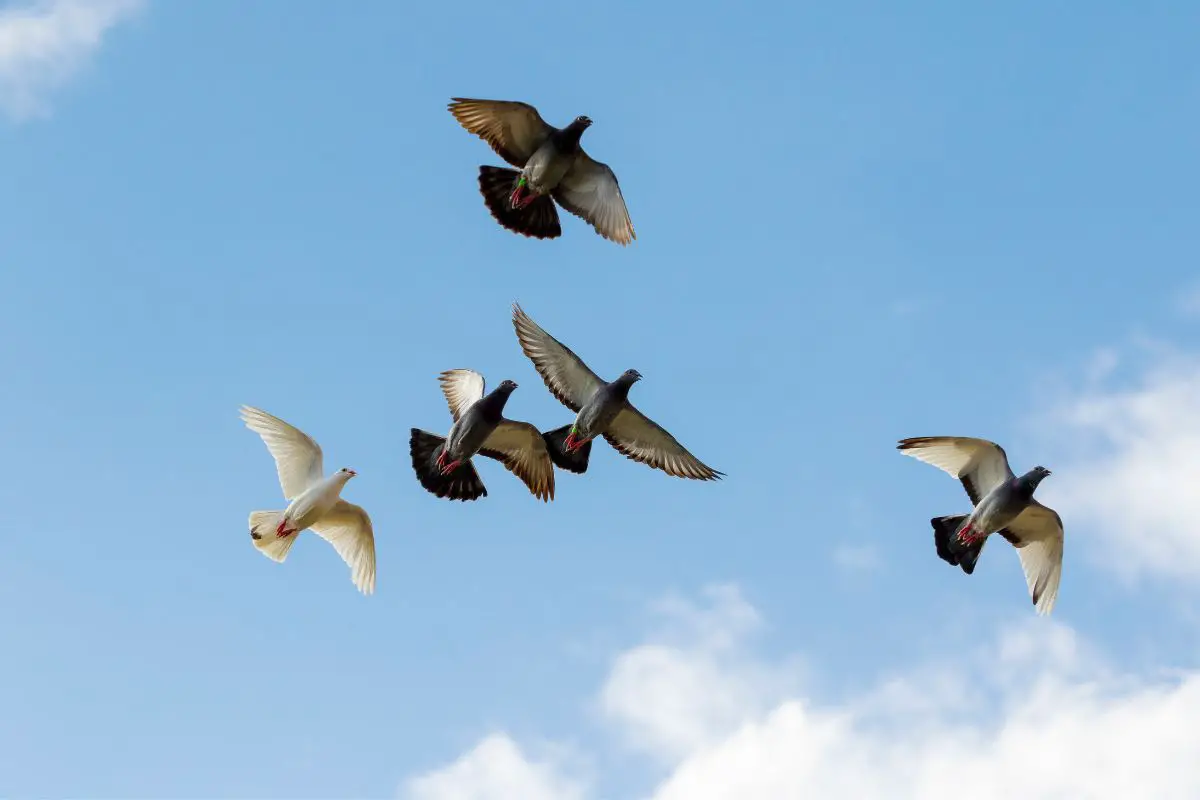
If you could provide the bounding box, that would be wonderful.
[477,388,513,422]
[554,123,587,152]
[609,377,636,401]
[1012,473,1040,498]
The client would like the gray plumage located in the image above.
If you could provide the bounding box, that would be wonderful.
[448,98,636,245]
[898,436,1064,615]
[410,370,555,502]
[513,303,722,481]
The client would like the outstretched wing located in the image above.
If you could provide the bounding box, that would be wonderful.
[604,405,723,481]
[1000,501,1064,615]
[511,303,606,413]
[554,150,636,245]
[479,420,556,502]
[438,369,486,421]
[448,98,554,167]
[310,500,377,595]
[240,405,324,500]
[897,436,1014,505]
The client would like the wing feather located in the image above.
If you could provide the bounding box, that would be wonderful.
[511,303,605,413]
[310,500,377,595]
[479,420,555,502]
[448,98,554,167]
[240,405,324,500]
[438,369,486,421]
[897,436,1014,504]
[553,150,636,245]
[604,405,722,481]
[1001,501,1064,615]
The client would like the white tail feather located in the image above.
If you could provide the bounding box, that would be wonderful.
[248,510,299,562]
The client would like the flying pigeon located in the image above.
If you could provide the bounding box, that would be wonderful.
[511,303,722,481]
[410,369,556,502]
[897,436,1064,615]
[240,405,376,595]
[447,97,636,246]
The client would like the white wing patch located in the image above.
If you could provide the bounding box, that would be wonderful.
[438,369,486,421]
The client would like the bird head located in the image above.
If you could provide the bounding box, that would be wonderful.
[338,467,358,479]
[498,379,519,393]
[1025,465,1051,487]
[621,368,643,383]
[574,115,593,129]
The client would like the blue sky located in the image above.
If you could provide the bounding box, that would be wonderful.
[3,1,1200,797]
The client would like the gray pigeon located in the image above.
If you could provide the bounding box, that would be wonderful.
[448,98,636,245]
[512,303,722,481]
[410,370,556,502]
[898,436,1064,614]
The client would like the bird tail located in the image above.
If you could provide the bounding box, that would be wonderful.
[477,166,562,240]
[542,424,592,474]
[409,428,488,501]
[248,510,300,562]
[930,514,985,574]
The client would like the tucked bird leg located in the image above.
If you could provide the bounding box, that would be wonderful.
[510,177,537,209]
[957,523,985,545]
[564,427,591,453]
[275,518,296,538]
[435,449,462,476]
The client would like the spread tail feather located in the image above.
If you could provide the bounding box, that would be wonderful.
[477,166,562,240]
[409,428,487,501]
[249,510,299,562]
[931,514,985,575]
[542,424,592,474]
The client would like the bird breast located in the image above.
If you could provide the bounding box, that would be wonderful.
[525,147,573,193]
[285,479,344,530]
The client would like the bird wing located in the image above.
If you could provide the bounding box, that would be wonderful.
[553,150,636,246]
[604,404,723,481]
[438,369,486,422]
[511,302,606,413]
[240,405,324,500]
[447,98,554,167]
[999,500,1064,615]
[478,420,556,502]
[310,500,377,595]
[896,436,1014,505]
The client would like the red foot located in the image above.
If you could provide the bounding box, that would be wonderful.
[510,184,537,209]
[957,524,983,545]
[435,449,460,475]
[565,432,589,453]
[275,519,295,538]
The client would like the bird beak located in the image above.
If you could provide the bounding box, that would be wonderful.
[348,469,357,477]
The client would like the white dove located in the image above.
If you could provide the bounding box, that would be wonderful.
[240,405,376,595]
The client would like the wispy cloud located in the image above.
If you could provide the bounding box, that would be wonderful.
[831,542,883,573]
[403,585,1200,798]
[1039,345,1200,583]
[0,0,142,122]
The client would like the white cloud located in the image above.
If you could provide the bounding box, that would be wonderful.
[597,585,802,763]
[401,733,587,800]
[404,586,1200,799]
[1039,349,1200,581]
[0,0,142,121]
